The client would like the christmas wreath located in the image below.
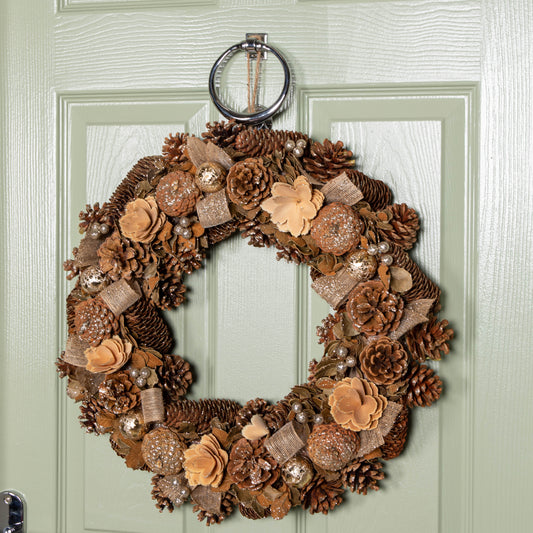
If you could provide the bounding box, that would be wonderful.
[58,121,453,524]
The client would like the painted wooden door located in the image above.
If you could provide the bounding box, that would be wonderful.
[1,1,531,532]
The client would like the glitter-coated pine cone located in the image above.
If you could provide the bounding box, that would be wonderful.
[405,316,454,362]
[142,427,187,475]
[238,219,274,248]
[405,364,442,408]
[346,169,392,211]
[157,354,193,401]
[381,405,409,460]
[79,397,105,433]
[206,220,239,245]
[226,158,273,210]
[96,371,140,414]
[316,312,341,344]
[307,423,360,471]
[379,203,420,250]
[227,438,279,491]
[234,128,309,157]
[74,296,119,346]
[300,476,344,515]
[303,139,355,182]
[151,473,189,512]
[162,132,190,165]
[347,280,404,336]
[202,120,245,148]
[310,202,364,256]
[193,492,236,526]
[359,337,409,385]
[235,398,270,428]
[341,460,384,494]
[155,171,200,217]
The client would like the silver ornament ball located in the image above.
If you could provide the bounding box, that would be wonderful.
[80,266,108,295]
[285,139,296,151]
[293,147,304,158]
[296,412,307,423]
[382,254,393,266]
[378,241,390,253]
[367,244,379,256]
[292,402,303,413]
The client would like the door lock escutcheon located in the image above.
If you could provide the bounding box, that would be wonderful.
[0,491,25,533]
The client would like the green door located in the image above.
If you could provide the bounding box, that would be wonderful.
[1,1,531,532]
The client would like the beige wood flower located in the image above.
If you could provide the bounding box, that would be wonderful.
[119,196,166,243]
[328,376,387,432]
[85,335,132,374]
[183,433,228,487]
[261,176,324,237]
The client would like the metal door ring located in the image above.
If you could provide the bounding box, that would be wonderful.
[209,40,291,125]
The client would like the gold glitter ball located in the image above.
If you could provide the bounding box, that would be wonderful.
[307,423,360,471]
[281,456,314,488]
[345,249,378,283]
[141,427,186,474]
[118,409,147,441]
[80,266,109,295]
[195,162,227,193]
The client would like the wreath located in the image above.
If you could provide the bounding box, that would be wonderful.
[58,121,454,524]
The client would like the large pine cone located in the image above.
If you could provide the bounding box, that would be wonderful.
[359,337,409,385]
[74,296,119,346]
[307,423,360,471]
[234,128,309,157]
[155,171,199,217]
[162,132,190,166]
[341,460,384,495]
[226,158,273,210]
[227,438,278,491]
[347,280,404,336]
[303,139,355,182]
[405,316,454,362]
[346,169,392,211]
[300,476,344,515]
[202,120,245,148]
[153,255,187,311]
[96,372,140,414]
[124,298,174,354]
[405,364,442,407]
[157,354,193,401]
[379,203,420,250]
[381,405,409,459]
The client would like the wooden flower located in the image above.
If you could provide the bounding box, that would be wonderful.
[183,433,228,487]
[85,335,132,374]
[261,176,324,237]
[328,377,387,432]
[119,196,166,243]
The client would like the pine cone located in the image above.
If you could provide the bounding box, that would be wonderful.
[124,297,174,354]
[101,156,166,222]
[157,354,193,401]
[238,219,273,248]
[142,427,186,475]
[303,139,355,182]
[176,248,204,276]
[226,158,273,210]
[347,280,404,336]
[381,405,409,460]
[307,423,360,471]
[202,120,245,148]
[405,364,442,407]
[162,132,189,165]
[67,284,87,335]
[405,317,454,362]
[165,399,242,433]
[301,476,344,515]
[74,296,119,346]
[56,355,75,379]
[379,203,420,250]
[359,337,409,385]
[389,243,441,303]
[152,255,187,310]
[235,398,270,428]
[238,502,266,520]
[151,474,188,512]
[263,394,295,430]
[316,312,341,344]
[193,492,236,526]
[155,171,200,217]
[78,202,112,234]
[227,438,278,491]
[341,460,384,495]
[96,372,140,414]
[79,397,104,433]
[234,128,309,157]
[346,169,392,211]
[206,220,239,245]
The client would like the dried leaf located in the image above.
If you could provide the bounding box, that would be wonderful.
[211,427,229,447]
[315,377,337,390]
[389,266,413,293]
[125,442,145,470]
[378,264,390,290]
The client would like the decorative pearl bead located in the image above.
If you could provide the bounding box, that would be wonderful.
[367,244,379,255]
[173,225,184,236]
[285,139,296,151]
[293,147,304,158]
[130,368,140,378]
[87,223,101,239]
[182,228,193,239]
[179,217,190,228]
[314,414,324,425]
[179,487,190,498]
[378,241,390,253]
[336,345,348,358]
[140,367,151,379]
[296,412,307,423]
[296,139,307,149]
[135,377,147,388]
[336,361,346,372]
[99,223,110,235]
[292,402,303,413]
[382,254,393,266]
[345,355,356,367]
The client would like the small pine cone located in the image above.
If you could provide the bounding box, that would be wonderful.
[165,399,242,434]
[405,316,454,362]
[102,156,166,222]
[124,298,174,354]
[303,139,355,182]
[239,502,265,520]
[74,296,119,346]
[156,354,193,401]
[234,128,309,157]
[379,203,420,250]
[156,274,187,311]
[301,476,344,515]
[235,398,270,428]
[193,492,236,526]
[56,355,75,379]
[226,158,273,210]
[206,220,239,245]
[359,337,409,385]
[263,394,296,430]
[96,372,140,414]
[346,169,392,211]
[202,120,245,148]
[79,397,104,433]
[274,242,306,265]
[389,243,441,303]
[162,132,189,165]
[316,312,341,344]
[78,202,112,234]
[155,171,200,217]
[307,423,360,471]
[342,460,384,495]
[67,284,87,335]
[151,475,176,512]
[308,359,319,382]
[63,259,80,280]
[177,249,205,275]
[238,219,273,248]
[381,406,409,460]
[405,364,442,407]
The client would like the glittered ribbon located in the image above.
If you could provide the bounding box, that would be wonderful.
[196,189,233,228]
[191,485,222,515]
[75,236,101,268]
[321,172,363,205]
[311,267,360,309]
[63,335,90,367]
[389,298,434,340]
[264,421,308,465]
[141,388,165,423]
[99,279,141,317]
